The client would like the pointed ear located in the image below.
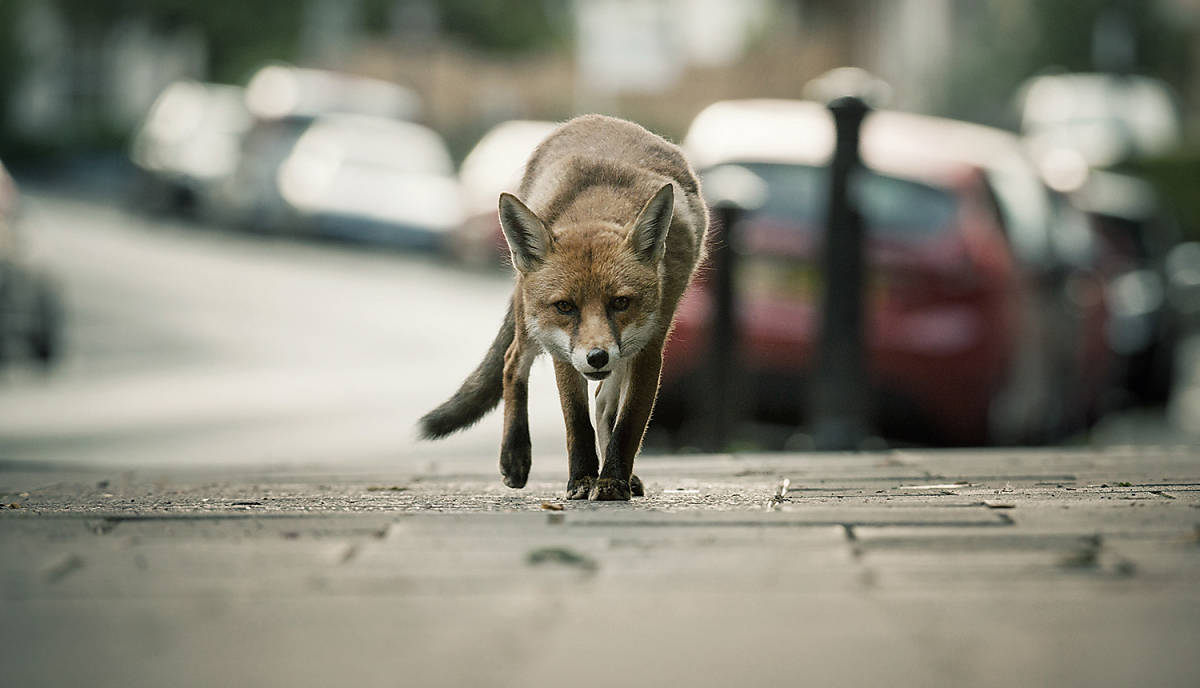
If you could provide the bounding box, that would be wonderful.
[626,183,674,265]
[498,193,552,272]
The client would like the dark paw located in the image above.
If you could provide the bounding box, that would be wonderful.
[566,476,596,500]
[588,478,632,501]
[630,474,645,497]
[500,445,531,489]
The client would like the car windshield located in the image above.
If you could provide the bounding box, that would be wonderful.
[295,118,454,176]
[708,162,959,241]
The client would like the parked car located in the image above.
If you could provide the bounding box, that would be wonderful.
[654,99,1112,447]
[243,64,420,124]
[1017,72,1187,407]
[1018,72,1182,171]
[210,65,422,234]
[1070,170,1184,404]
[273,113,462,249]
[129,81,252,215]
[0,160,62,367]
[449,120,559,266]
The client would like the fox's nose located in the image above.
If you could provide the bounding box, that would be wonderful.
[586,348,609,369]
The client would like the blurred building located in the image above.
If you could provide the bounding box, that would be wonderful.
[5,3,207,151]
[1,0,1197,160]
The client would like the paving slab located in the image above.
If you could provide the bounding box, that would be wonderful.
[2,448,1199,687]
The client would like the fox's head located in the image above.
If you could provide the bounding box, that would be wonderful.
[498,184,674,381]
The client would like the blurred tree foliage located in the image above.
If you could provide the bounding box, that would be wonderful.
[1134,153,1200,240]
[0,0,568,158]
[937,0,1198,238]
[361,0,569,55]
[0,0,304,158]
[942,0,1191,128]
[21,0,302,85]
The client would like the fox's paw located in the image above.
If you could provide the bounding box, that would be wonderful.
[630,474,645,497]
[499,444,531,489]
[566,476,596,500]
[588,478,632,501]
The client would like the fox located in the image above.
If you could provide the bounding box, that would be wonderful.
[418,114,708,501]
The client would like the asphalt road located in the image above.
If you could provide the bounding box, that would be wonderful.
[0,191,570,469]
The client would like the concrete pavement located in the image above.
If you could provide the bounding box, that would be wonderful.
[3,447,1199,687]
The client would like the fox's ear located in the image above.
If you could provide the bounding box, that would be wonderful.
[498,193,552,272]
[627,183,674,265]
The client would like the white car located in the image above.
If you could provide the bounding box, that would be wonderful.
[275,114,463,249]
[449,120,558,266]
[210,66,425,234]
[130,81,251,214]
[245,65,420,122]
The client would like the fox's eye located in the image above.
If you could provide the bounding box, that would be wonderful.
[610,296,631,311]
[554,300,577,315]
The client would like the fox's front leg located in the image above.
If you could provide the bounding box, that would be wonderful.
[499,332,536,489]
[552,359,599,499]
[594,364,644,498]
[591,339,664,501]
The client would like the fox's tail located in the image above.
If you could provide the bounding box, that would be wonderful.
[418,304,514,440]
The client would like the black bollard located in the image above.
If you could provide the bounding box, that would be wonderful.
[811,96,872,451]
[704,202,741,452]
[698,163,767,452]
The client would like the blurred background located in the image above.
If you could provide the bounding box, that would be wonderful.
[1,0,1199,468]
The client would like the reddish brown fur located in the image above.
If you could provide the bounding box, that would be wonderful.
[420,115,707,501]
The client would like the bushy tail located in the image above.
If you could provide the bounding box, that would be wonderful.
[418,304,514,439]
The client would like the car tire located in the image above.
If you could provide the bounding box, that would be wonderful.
[28,273,62,366]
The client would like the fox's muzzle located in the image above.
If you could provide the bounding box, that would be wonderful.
[573,341,620,379]
[583,348,612,380]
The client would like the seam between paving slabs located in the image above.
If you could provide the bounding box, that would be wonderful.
[570,512,1015,528]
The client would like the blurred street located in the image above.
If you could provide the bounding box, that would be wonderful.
[3,188,1200,469]
[0,189,569,469]
[2,1,1196,456]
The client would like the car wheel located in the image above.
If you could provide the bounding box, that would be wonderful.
[28,273,62,366]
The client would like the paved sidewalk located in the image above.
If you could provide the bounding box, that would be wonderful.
[3,447,1199,687]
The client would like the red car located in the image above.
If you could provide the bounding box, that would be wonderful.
[655,99,1111,447]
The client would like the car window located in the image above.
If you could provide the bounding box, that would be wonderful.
[295,119,454,176]
[852,173,959,240]
[707,162,959,241]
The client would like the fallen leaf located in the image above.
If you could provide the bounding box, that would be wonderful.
[1060,548,1099,569]
[541,502,565,511]
[526,547,597,571]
